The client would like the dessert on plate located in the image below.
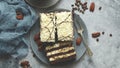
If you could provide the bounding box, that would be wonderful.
[40,11,74,42]
[34,11,76,65]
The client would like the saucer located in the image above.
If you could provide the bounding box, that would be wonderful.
[25,0,59,8]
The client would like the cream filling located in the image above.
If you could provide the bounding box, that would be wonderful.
[49,52,76,62]
[47,47,75,56]
[45,44,60,51]
[45,42,72,51]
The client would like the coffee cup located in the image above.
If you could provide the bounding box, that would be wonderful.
[25,0,59,8]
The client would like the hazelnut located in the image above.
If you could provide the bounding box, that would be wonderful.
[99,6,102,10]
[90,2,95,12]
[34,32,40,41]
[92,32,100,38]
[20,61,30,68]
[16,15,24,20]
[76,37,82,45]
[16,11,24,20]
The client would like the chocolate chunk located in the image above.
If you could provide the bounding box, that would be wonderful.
[20,61,30,68]
[96,38,99,42]
[110,34,112,37]
[99,7,102,10]
[16,11,24,20]
[71,4,74,7]
[34,32,40,41]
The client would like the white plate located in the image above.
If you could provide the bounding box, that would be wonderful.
[29,11,88,64]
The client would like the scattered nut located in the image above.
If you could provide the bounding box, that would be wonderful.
[92,32,100,38]
[16,11,24,20]
[38,45,44,51]
[76,37,82,45]
[34,32,40,41]
[90,2,95,12]
[20,61,30,68]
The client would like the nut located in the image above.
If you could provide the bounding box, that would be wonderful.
[20,61,30,68]
[76,37,82,45]
[92,32,100,38]
[96,38,99,42]
[90,2,95,12]
[36,40,42,46]
[34,32,40,41]
[16,11,24,20]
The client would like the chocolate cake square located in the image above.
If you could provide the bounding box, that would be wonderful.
[40,11,73,42]
[45,42,76,64]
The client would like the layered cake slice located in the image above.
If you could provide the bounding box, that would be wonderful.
[45,42,76,64]
[40,11,73,42]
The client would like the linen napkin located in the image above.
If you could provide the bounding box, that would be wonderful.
[0,0,38,67]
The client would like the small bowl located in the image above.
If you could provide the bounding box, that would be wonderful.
[25,0,59,8]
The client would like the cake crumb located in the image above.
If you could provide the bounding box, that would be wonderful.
[102,32,105,35]
[33,54,35,57]
[96,38,99,42]
[110,34,112,37]
[99,6,102,10]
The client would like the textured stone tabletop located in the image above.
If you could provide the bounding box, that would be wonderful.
[21,0,120,68]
